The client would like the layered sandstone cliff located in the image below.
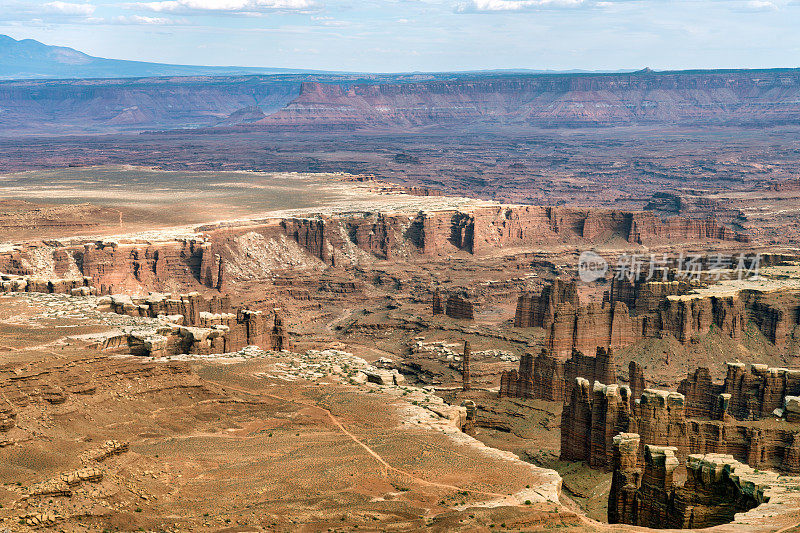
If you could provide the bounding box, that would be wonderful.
[561,370,800,474]
[256,70,800,130]
[500,347,617,403]
[514,279,578,328]
[609,436,797,530]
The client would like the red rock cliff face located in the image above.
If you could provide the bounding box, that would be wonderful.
[546,301,641,359]
[610,444,771,530]
[561,373,800,474]
[424,207,746,256]
[655,295,747,343]
[0,240,207,295]
[514,279,578,328]
[500,346,617,402]
[257,70,800,129]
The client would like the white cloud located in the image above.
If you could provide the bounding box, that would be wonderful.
[113,14,177,24]
[742,0,778,10]
[456,0,585,11]
[136,0,315,13]
[44,1,96,15]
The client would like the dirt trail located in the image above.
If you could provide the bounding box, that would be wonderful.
[208,379,520,505]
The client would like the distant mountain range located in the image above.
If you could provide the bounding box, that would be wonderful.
[0,34,640,80]
[0,34,332,80]
[3,33,800,136]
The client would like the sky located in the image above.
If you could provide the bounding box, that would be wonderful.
[1,0,799,72]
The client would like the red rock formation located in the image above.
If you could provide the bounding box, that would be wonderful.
[628,361,646,403]
[678,366,719,418]
[628,213,749,244]
[720,362,800,420]
[514,279,578,328]
[445,293,474,320]
[560,377,594,462]
[543,285,793,359]
[608,433,641,525]
[432,288,443,315]
[655,295,746,343]
[546,301,641,359]
[270,310,286,351]
[501,346,617,403]
[609,277,690,315]
[105,292,271,355]
[462,340,471,391]
[562,369,800,474]
[559,378,632,469]
[609,443,770,529]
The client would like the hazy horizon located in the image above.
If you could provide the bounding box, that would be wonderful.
[2,0,799,73]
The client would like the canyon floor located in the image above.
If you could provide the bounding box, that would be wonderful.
[0,291,581,532]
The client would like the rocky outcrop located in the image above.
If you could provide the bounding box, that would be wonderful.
[0,273,95,295]
[628,213,749,244]
[608,433,641,524]
[514,279,578,328]
[436,207,746,254]
[500,346,617,402]
[0,239,209,294]
[546,301,641,359]
[271,310,287,351]
[656,294,747,343]
[432,288,443,315]
[545,281,799,359]
[445,293,474,320]
[462,340,471,391]
[560,379,633,469]
[609,277,690,315]
[678,362,800,421]
[608,439,796,529]
[629,361,646,402]
[562,372,800,474]
[104,292,278,356]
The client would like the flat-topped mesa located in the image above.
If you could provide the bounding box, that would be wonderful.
[219,206,749,265]
[741,289,800,351]
[0,238,210,295]
[609,439,796,530]
[609,277,691,315]
[500,346,617,402]
[81,240,207,294]
[514,279,578,328]
[627,213,750,245]
[542,282,800,359]
[656,294,747,343]
[107,292,231,326]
